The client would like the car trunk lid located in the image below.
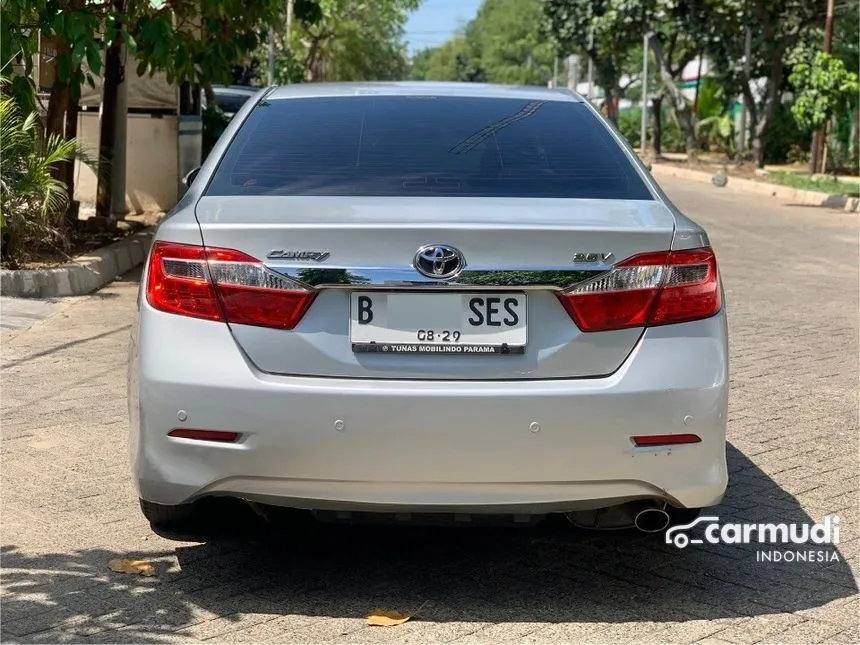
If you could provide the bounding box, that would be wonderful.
[193,195,675,380]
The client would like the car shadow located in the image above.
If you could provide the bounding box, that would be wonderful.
[1,443,856,642]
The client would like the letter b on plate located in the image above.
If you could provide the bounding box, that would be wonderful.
[357,296,374,324]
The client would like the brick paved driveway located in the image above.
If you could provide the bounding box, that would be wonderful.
[2,178,858,644]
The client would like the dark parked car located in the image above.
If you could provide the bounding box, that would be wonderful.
[205,85,260,119]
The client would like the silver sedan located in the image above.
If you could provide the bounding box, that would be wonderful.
[128,82,728,535]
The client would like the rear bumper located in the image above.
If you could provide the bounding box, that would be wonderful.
[130,308,729,512]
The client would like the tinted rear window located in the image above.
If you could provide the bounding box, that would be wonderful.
[205,95,653,199]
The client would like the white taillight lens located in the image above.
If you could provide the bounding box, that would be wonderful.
[570,264,665,294]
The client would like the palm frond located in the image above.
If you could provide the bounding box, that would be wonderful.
[0,89,82,263]
[42,135,81,167]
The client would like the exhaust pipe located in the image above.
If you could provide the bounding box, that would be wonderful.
[633,507,671,533]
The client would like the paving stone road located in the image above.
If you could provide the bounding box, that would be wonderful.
[1,178,858,644]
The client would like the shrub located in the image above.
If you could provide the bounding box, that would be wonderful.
[786,144,809,165]
[617,108,642,148]
[697,112,736,158]
[763,103,811,165]
[0,90,81,267]
[829,109,859,174]
[615,107,684,155]
[661,120,685,153]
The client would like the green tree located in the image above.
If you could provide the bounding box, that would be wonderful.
[545,0,829,166]
[640,1,711,161]
[285,0,421,82]
[467,0,554,86]
[788,1,860,169]
[106,0,285,216]
[833,1,860,78]
[420,37,485,82]
[1,0,106,137]
[789,52,859,134]
[542,0,636,123]
[412,0,553,85]
[621,45,670,155]
[134,1,284,102]
[700,0,828,167]
[408,47,436,80]
[1,0,288,219]
[1,0,116,224]
[544,0,735,158]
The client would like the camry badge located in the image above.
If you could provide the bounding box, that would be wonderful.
[266,250,331,262]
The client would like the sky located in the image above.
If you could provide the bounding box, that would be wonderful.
[404,0,483,55]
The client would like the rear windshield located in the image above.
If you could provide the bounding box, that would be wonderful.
[205,95,653,200]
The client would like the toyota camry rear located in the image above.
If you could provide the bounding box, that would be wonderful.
[129,83,728,534]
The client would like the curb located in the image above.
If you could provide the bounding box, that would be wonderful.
[649,163,859,212]
[0,229,154,298]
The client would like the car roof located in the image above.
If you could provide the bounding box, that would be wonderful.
[212,86,259,94]
[266,82,584,103]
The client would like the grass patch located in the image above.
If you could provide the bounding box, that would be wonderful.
[768,171,860,196]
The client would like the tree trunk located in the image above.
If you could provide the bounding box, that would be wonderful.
[96,2,124,219]
[305,37,324,82]
[852,109,859,172]
[63,72,81,230]
[603,87,618,124]
[739,81,758,158]
[45,36,71,138]
[679,109,697,162]
[593,65,620,125]
[202,81,216,106]
[751,117,767,170]
[821,119,831,174]
[751,49,786,169]
[309,58,325,82]
[179,82,192,114]
[45,85,69,139]
[649,37,697,162]
[45,84,69,214]
[651,94,663,157]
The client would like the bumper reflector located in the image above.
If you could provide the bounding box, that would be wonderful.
[632,434,701,447]
[168,429,240,443]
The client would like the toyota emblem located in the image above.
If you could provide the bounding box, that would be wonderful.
[413,244,465,279]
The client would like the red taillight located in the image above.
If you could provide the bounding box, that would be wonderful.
[557,248,720,332]
[145,242,222,321]
[146,242,316,329]
[168,429,241,442]
[632,434,702,447]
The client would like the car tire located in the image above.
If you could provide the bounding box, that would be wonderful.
[139,497,269,541]
[139,498,198,527]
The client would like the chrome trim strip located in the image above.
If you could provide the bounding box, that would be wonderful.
[268,266,610,290]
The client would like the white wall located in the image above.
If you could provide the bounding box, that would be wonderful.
[75,112,179,213]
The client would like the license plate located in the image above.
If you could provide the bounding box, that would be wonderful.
[350,292,527,355]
